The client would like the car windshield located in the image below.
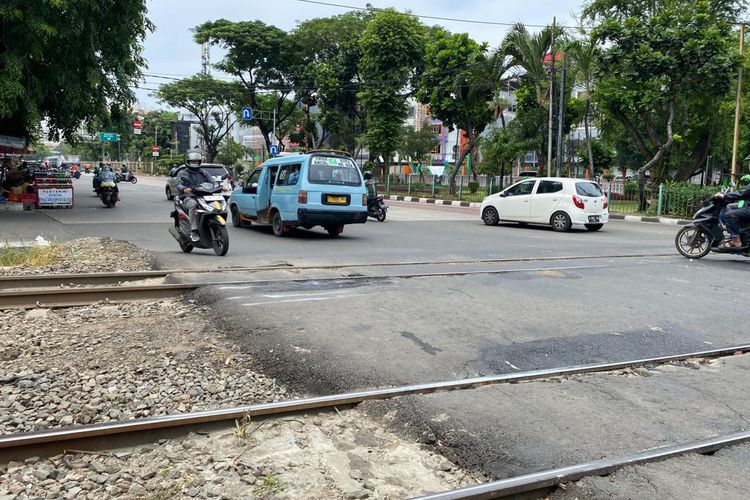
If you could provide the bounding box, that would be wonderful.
[308,155,361,186]
[576,182,603,197]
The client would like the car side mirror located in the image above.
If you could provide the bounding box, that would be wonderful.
[221,173,229,180]
[499,192,507,197]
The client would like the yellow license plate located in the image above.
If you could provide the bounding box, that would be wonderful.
[327,196,347,204]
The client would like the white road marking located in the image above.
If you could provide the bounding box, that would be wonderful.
[261,290,355,299]
[241,294,366,307]
[505,361,521,371]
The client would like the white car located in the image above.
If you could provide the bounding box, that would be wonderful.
[480,177,609,232]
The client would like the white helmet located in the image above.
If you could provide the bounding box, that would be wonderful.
[186,151,202,170]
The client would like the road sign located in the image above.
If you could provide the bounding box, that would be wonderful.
[270,144,278,156]
[99,132,119,142]
[133,119,142,135]
[152,145,160,157]
[241,107,253,121]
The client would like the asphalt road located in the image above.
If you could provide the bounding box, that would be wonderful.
[3,173,750,492]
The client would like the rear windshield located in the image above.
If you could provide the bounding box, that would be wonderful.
[308,155,362,186]
[576,182,603,197]
[203,166,226,178]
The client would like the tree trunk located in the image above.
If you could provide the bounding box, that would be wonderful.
[637,100,676,212]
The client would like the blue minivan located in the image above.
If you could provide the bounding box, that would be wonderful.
[229,151,368,237]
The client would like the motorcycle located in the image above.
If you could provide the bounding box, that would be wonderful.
[169,182,229,256]
[99,182,118,208]
[367,195,388,222]
[72,170,81,179]
[115,171,138,184]
[675,195,750,259]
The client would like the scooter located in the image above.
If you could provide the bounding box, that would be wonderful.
[367,195,388,222]
[116,172,138,184]
[675,195,750,258]
[99,182,118,208]
[169,182,229,256]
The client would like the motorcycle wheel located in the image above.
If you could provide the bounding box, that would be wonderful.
[675,226,712,259]
[210,225,229,256]
[179,241,194,253]
[376,208,386,222]
[130,177,138,184]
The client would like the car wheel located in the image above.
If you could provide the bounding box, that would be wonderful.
[326,225,344,237]
[166,186,173,200]
[482,207,499,226]
[550,211,572,232]
[585,223,603,231]
[271,211,285,237]
[230,204,243,228]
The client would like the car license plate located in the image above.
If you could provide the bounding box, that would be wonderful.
[327,195,347,204]
[588,215,600,222]
[204,195,224,201]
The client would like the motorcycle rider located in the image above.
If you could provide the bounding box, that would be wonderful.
[717,174,750,250]
[177,151,214,242]
[98,163,120,201]
[364,171,378,212]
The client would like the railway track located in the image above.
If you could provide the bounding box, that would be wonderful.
[0,254,671,309]
[2,343,748,469]
[0,252,672,289]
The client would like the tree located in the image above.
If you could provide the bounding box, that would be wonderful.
[417,30,494,190]
[577,139,614,176]
[479,122,532,188]
[194,20,306,153]
[215,138,247,166]
[155,75,242,163]
[359,9,425,175]
[586,0,740,207]
[398,124,438,182]
[293,12,371,153]
[564,28,599,178]
[0,1,152,142]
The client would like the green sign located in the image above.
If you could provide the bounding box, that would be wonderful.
[98,132,120,142]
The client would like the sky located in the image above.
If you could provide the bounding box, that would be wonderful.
[137,0,585,109]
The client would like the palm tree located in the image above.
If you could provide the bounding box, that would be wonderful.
[565,34,599,178]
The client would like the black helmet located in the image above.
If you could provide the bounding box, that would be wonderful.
[186,151,202,170]
[364,171,373,180]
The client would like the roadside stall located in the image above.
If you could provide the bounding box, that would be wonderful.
[0,135,36,210]
[34,170,74,209]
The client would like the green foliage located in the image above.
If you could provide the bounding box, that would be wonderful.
[0,0,152,141]
[359,9,425,169]
[577,139,615,174]
[398,123,437,168]
[658,181,718,217]
[215,138,247,166]
[479,123,533,176]
[467,181,479,194]
[588,0,740,180]
[155,75,242,162]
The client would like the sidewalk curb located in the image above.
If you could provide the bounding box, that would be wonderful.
[386,195,691,226]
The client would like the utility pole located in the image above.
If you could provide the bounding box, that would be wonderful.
[555,55,567,177]
[272,108,277,147]
[732,23,746,181]
[547,16,556,177]
[201,43,211,76]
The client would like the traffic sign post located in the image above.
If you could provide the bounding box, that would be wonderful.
[133,119,142,135]
[152,145,160,157]
[99,132,119,142]
[270,144,279,156]
[241,107,253,121]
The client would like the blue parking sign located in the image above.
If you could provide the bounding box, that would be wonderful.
[241,107,253,121]
[270,144,279,156]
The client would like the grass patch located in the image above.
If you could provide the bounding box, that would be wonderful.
[0,244,61,268]
[253,474,286,497]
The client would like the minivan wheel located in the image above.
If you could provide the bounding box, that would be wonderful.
[551,211,572,232]
[271,211,285,237]
[585,223,603,231]
[482,207,499,226]
[230,205,243,228]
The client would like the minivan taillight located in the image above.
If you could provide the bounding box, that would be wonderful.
[572,195,585,209]
[602,197,608,209]
[298,190,307,204]
[362,194,367,206]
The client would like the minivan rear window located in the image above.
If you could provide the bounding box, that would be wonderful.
[308,155,362,186]
[576,182,603,197]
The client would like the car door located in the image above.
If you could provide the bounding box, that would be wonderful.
[256,166,279,220]
[499,180,537,221]
[237,168,262,217]
[529,180,564,222]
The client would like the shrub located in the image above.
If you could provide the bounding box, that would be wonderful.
[468,181,479,194]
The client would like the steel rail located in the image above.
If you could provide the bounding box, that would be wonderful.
[0,262,637,309]
[413,430,750,499]
[0,283,199,309]
[2,343,748,460]
[0,253,673,289]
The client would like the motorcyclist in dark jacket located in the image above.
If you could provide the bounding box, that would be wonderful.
[717,174,750,249]
[176,152,214,242]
